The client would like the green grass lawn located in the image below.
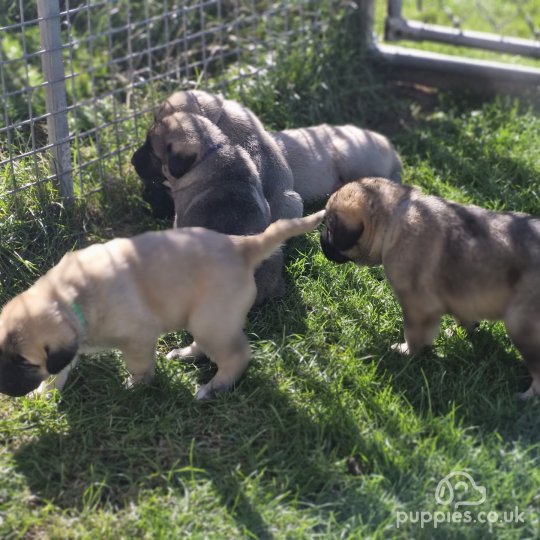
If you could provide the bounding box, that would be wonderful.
[1,3,540,539]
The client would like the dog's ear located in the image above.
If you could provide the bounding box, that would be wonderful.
[45,343,78,374]
[166,144,197,178]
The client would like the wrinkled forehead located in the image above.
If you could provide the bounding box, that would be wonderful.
[147,120,173,155]
[0,311,17,349]
[326,183,366,229]
[0,290,46,328]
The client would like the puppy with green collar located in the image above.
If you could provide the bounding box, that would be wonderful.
[0,210,325,400]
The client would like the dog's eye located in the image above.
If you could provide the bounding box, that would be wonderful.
[12,354,38,370]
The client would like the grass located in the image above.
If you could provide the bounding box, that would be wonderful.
[1,1,540,539]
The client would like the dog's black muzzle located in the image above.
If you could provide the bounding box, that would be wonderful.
[131,143,165,185]
[131,143,175,219]
[320,227,352,264]
[0,357,43,397]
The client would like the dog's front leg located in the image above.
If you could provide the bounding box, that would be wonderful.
[392,309,441,355]
[34,356,79,396]
[122,342,157,388]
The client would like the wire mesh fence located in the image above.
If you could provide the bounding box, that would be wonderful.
[0,0,329,202]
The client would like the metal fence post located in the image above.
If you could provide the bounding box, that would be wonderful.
[364,0,376,49]
[37,0,73,201]
[385,0,403,41]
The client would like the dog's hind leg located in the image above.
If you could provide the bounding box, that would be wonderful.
[186,282,255,399]
[504,299,540,401]
[193,333,251,400]
[273,189,304,220]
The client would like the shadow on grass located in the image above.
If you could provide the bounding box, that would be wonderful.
[365,320,540,444]
[12,353,378,538]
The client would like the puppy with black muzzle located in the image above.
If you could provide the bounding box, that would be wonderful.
[132,89,302,222]
[140,110,287,304]
[273,124,402,203]
[321,176,540,400]
[0,211,325,400]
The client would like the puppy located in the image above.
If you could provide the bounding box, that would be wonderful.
[139,110,286,304]
[273,124,402,203]
[0,211,325,400]
[321,176,540,400]
[133,89,303,222]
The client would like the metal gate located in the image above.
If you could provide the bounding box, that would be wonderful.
[373,0,540,93]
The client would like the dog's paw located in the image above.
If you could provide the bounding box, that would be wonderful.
[195,382,216,400]
[391,342,410,355]
[30,380,55,399]
[517,385,539,401]
[125,371,154,389]
[166,346,193,361]
[166,343,205,362]
[195,382,230,400]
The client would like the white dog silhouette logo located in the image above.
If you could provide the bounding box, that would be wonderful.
[435,471,487,508]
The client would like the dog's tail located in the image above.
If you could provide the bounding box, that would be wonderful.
[238,210,326,269]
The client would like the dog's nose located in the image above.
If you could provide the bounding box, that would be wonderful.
[320,232,352,264]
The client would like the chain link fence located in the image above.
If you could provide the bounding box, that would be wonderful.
[2,0,538,205]
[0,0,329,201]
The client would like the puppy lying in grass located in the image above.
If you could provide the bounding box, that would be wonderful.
[0,211,324,400]
[273,124,402,203]
[133,89,402,217]
[320,176,540,400]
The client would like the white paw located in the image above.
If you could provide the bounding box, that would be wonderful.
[30,380,54,399]
[517,385,539,401]
[124,375,140,390]
[391,342,410,355]
[166,345,199,362]
[444,327,455,338]
[125,372,153,389]
[195,383,214,400]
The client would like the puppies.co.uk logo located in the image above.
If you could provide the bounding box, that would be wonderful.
[396,471,525,529]
[435,471,486,508]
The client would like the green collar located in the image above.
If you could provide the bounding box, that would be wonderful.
[70,302,86,331]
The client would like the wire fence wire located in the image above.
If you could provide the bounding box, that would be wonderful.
[0,0,326,201]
